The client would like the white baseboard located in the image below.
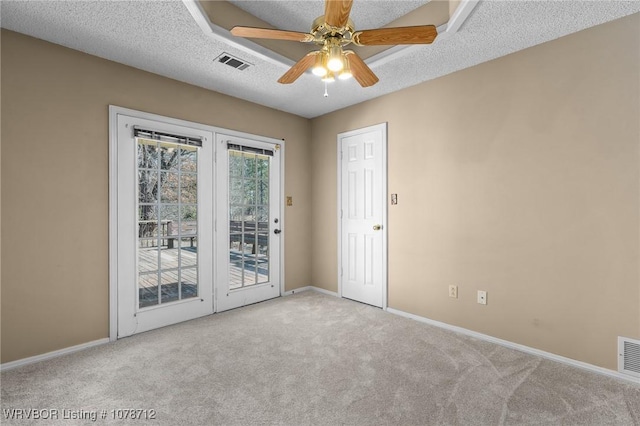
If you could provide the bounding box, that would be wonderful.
[4,289,336,370]
[283,286,312,296]
[0,338,110,372]
[13,297,628,387]
[284,286,339,298]
[309,286,339,297]
[386,307,638,385]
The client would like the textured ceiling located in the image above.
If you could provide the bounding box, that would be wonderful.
[2,1,639,119]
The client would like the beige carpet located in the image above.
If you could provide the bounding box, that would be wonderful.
[1,291,639,425]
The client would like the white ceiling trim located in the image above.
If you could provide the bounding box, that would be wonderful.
[182,0,478,72]
[182,0,294,69]
[445,0,481,35]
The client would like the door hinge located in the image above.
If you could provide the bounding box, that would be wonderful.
[341,267,343,277]
[340,151,343,160]
[340,209,343,219]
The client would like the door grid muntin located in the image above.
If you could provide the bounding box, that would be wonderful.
[228,148,271,289]
[136,137,199,309]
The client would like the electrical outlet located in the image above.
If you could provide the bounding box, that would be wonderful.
[477,290,487,305]
[449,285,458,299]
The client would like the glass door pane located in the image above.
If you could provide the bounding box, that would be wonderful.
[137,139,199,309]
[228,150,270,289]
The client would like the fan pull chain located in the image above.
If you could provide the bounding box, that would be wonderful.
[324,81,329,98]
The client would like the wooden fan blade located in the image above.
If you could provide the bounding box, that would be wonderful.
[345,52,379,87]
[278,53,318,84]
[324,0,353,28]
[231,26,314,42]
[353,25,437,46]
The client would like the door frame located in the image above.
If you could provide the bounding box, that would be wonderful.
[108,106,286,341]
[336,122,388,310]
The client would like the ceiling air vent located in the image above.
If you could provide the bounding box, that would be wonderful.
[618,337,640,378]
[216,53,252,71]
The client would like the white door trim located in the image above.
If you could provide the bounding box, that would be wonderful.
[108,106,286,340]
[336,123,388,310]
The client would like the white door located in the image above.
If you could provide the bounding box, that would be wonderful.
[338,123,387,308]
[215,133,282,312]
[115,113,214,338]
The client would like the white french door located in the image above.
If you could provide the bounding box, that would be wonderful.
[114,112,214,338]
[338,123,387,308]
[110,107,284,339]
[215,133,282,312]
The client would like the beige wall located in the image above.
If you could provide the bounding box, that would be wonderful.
[2,13,639,371]
[310,14,640,370]
[1,30,312,363]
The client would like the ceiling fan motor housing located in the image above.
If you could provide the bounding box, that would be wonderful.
[311,15,355,44]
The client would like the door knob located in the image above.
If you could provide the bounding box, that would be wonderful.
[373,224,382,231]
[274,229,281,234]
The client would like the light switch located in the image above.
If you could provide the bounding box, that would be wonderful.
[391,194,398,205]
[286,196,293,206]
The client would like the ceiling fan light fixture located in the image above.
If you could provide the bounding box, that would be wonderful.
[232,0,439,88]
[327,45,344,72]
[338,70,352,80]
[311,53,328,77]
[338,57,352,80]
[322,72,336,83]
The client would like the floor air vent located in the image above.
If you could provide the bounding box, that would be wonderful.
[216,53,252,71]
[618,337,640,378]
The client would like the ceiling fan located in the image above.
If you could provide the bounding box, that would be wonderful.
[230,0,438,87]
